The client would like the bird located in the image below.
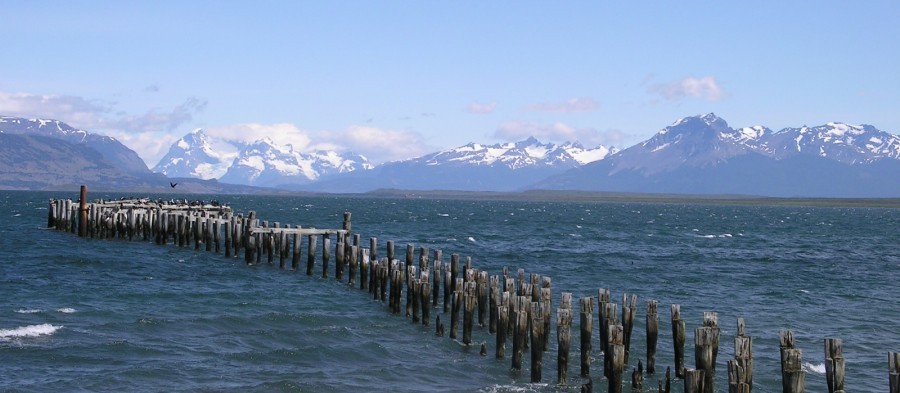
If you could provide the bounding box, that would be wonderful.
[170,182,178,188]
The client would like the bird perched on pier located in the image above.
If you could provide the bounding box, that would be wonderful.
[170,182,177,188]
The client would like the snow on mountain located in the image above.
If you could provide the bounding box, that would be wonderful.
[153,129,240,179]
[534,113,900,197]
[765,122,900,164]
[0,116,150,174]
[218,137,372,187]
[411,136,613,169]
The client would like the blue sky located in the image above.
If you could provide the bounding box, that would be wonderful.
[3,1,899,166]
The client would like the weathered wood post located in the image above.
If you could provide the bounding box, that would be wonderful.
[360,248,371,290]
[824,338,844,393]
[497,303,509,359]
[603,302,618,379]
[463,281,476,346]
[531,301,544,383]
[406,244,414,273]
[608,324,625,393]
[335,239,345,280]
[78,186,87,237]
[512,295,529,371]
[432,250,442,307]
[306,234,317,276]
[322,233,330,278]
[695,324,719,393]
[420,277,431,327]
[622,293,636,364]
[889,352,900,393]
[684,369,705,393]
[647,300,659,374]
[224,217,233,258]
[598,288,610,355]
[580,296,593,377]
[558,294,573,386]
[386,240,394,276]
[730,318,753,393]
[672,304,686,378]
[477,271,488,327]
[780,330,804,393]
[450,284,461,339]
[349,245,359,286]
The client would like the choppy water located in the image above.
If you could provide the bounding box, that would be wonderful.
[2,191,898,392]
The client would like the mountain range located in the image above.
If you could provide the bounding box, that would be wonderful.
[2,114,899,197]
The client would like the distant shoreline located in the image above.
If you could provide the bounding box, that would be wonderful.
[7,187,900,209]
[356,189,900,208]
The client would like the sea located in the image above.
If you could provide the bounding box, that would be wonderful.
[1,190,898,392]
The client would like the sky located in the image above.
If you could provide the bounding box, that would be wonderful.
[2,1,899,167]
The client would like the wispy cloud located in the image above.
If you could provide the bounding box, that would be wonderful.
[206,123,312,151]
[526,97,599,113]
[0,91,110,126]
[0,90,209,167]
[649,76,724,101]
[143,84,161,93]
[493,121,624,147]
[466,101,497,114]
[317,125,433,164]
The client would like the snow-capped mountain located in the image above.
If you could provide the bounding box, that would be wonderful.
[154,130,373,187]
[217,137,372,187]
[153,129,241,179]
[0,116,150,174]
[536,113,900,197]
[304,137,616,192]
[409,136,615,169]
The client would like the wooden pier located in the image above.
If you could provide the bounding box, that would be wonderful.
[47,187,896,392]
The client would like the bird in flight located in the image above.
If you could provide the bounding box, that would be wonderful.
[170,182,178,188]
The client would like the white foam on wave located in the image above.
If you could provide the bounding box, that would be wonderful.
[57,308,76,314]
[13,213,21,217]
[0,324,62,339]
[467,237,476,243]
[799,289,810,294]
[802,362,826,375]
[437,213,450,217]
[15,308,43,314]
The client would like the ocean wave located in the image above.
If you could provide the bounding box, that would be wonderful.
[802,362,826,375]
[56,308,76,314]
[15,308,43,314]
[0,324,62,339]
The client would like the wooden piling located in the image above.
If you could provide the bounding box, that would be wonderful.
[684,369,705,393]
[824,338,844,393]
[335,241,345,280]
[306,234,317,276]
[597,288,610,355]
[512,295,529,371]
[432,250,441,307]
[695,325,719,393]
[463,281,476,346]
[558,295,573,385]
[622,293,636,365]
[349,245,359,286]
[497,304,508,359]
[647,300,659,374]
[780,330,804,393]
[580,296,593,377]
[672,304,686,379]
[889,352,900,393]
[78,186,87,237]
[608,324,625,393]
[531,301,544,383]
[450,286,461,339]
[731,318,753,393]
[322,233,330,278]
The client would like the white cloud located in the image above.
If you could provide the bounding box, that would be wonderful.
[0,91,110,126]
[206,123,312,151]
[0,90,209,167]
[650,76,724,101]
[466,101,497,114]
[526,97,599,113]
[317,125,432,164]
[493,121,625,148]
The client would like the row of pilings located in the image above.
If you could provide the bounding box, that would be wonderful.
[48,188,898,393]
